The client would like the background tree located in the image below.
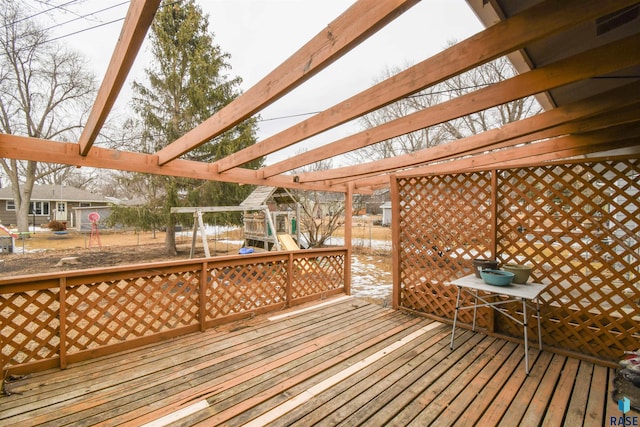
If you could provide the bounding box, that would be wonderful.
[0,1,95,232]
[297,191,345,248]
[348,49,542,163]
[291,158,345,248]
[128,0,261,254]
[105,204,164,239]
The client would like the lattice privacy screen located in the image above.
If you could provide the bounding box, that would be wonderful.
[395,159,639,362]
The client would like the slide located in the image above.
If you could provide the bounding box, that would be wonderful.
[278,233,299,251]
[0,224,17,238]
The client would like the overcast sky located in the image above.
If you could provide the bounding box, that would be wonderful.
[32,0,483,165]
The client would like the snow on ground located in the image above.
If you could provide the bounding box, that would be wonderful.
[177,224,238,238]
[350,254,392,304]
[325,236,392,251]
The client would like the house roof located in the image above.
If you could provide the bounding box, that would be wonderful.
[0,1,637,195]
[0,185,107,203]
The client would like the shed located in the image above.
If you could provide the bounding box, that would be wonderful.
[380,201,392,226]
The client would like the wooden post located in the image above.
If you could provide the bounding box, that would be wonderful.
[265,207,281,251]
[59,277,67,370]
[489,169,498,333]
[190,212,199,258]
[490,170,498,257]
[286,253,294,307]
[198,211,210,258]
[200,261,208,332]
[390,175,400,309]
[344,184,353,295]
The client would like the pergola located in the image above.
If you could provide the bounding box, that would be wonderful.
[1,2,640,423]
[0,0,638,193]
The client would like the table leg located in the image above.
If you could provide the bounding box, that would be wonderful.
[450,286,462,350]
[536,299,542,350]
[472,289,478,332]
[522,297,529,374]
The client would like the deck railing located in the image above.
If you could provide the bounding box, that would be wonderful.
[1,248,347,375]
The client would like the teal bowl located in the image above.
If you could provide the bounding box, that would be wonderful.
[480,269,515,286]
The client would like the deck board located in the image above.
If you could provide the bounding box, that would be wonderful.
[0,296,618,426]
[562,360,592,427]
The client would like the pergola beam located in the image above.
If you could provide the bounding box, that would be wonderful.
[327,108,640,188]
[0,134,349,193]
[78,0,160,156]
[155,0,420,166]
[271,33,640,179]
[487,141,640,170]
[0,0,636,197]
[399,122,640,176]
[351,134,640,191]
[297,82,640,183]
[213,0,638,174]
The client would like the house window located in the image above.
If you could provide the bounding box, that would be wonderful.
[79,202,91,207]
[29,201,50,216]
[5,200,51,215]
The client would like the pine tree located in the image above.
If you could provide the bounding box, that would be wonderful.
[131,0,262,254]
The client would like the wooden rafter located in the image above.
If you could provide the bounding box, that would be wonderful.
[321,109,640,189]
[354,122,640,185]
[155,0,421,166]
[78,0,160,156]
[351,141,640,193]
[486,141,640,170]
[419,138,640,176]
[297,82,640,183]
[269,34,640,179]
[213,0,638,175]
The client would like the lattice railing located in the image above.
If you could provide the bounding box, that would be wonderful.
[2,285,60,366]
[207,258,289,318]
[64,269,201,353]
[0,248,346,375]
[394,158,639,363]
[292,251,345,299]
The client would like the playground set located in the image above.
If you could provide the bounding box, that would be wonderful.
[171,186,302,258]
[0,224,16,254]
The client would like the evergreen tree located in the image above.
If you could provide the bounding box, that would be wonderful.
[131,0,262,254]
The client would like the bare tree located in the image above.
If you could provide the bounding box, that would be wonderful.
[0,1,95,231]
[298,192,345,248]
[291,158,345,247]
[438,52,541,139]
[348,50,542,163]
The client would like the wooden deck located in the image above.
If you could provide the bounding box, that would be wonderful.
[0,296,621,426]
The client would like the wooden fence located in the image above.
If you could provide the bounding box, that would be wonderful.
[1,248,346,375]
[392,158,639,364]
